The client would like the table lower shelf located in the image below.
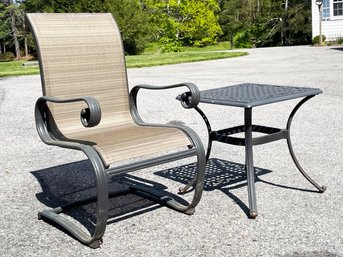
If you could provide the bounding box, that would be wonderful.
[210,125,288,146]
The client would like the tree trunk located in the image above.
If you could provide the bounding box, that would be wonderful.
[24,36,28,57]
[230,33,234,49]
[23,19,28,57]
[283,0,288,45]
[10,1,20,60]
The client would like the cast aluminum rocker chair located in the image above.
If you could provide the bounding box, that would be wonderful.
[27,13,206,248]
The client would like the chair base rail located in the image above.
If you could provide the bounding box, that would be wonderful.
[38,188,133,248]
[37,175,204,248]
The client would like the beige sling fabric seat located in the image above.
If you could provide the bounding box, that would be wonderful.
[27,13,206,248]
[66,124,192,166]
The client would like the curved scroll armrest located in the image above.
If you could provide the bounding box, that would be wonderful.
[35,96,101,144]
[36,96,101,127]
[130,82,200,109]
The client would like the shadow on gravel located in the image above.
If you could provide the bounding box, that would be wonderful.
[31,160,178,236]
[31,157,320,238]
[155,158,320,217]
[283,251,341,257]
[330,47,343,51]
[155,158,272,217]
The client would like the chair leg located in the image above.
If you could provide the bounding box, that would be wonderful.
[178,176,197,194]
[286,96,326,193]
[130,135,206,215]
[38,147,109,248]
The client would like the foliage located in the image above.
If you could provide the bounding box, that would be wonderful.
[143,0,222,47]
[0,2,10,38]
[234,31,253,48]
[106,0,151,54]
[0,0,317,57]
[158,37,184,53]
[336,37,343,44]
[23,0,107,13]
[0,51,15,61]
[218,0,313,48]
[282,2,312,45]
[0,0,32,59]
[23,0,152,54]
[312,35,326,44]
[218,0,254,48]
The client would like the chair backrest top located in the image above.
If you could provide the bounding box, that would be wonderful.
[27,13,133,134]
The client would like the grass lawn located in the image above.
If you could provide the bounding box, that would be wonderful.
[143,41,233,54]
[0,48,247,77]
[0,61,40,77]
[126,51,247,68]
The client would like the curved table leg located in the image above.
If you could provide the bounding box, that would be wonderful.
[195,106,213,162]
[286,96,326,193]
[179,106,212,194]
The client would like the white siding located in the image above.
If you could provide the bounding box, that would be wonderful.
[312,0,343,41]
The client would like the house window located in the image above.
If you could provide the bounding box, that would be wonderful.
[323,0,330,19]
[333,0,343,16]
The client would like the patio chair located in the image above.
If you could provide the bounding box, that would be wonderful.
[27,13,206,248]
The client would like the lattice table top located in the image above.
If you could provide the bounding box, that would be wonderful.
[200,83,322,108]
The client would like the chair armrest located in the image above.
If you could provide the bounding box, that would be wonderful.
[35,96,101,145]
[130,82,200,109]
[36,96,101,127]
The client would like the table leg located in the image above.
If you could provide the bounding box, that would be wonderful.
[286,96,326,192]
[245,108,258,218]
[195,106,213,162]
[179,106,212,194]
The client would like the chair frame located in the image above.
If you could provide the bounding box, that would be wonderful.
[28,13,206,248]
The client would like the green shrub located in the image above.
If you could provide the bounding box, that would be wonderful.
[0,52,15,62]
[234,31,252,48]
[143,42,161,54]
[158,37,184,53]
[192,37,218,47]
[312,35,326,44]
[336,37,343,44]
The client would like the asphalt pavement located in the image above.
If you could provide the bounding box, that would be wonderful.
[0,45,342,256]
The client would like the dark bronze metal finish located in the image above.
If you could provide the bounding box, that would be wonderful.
[179,83,326,218]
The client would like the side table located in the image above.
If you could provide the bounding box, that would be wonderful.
[178,83,326,218]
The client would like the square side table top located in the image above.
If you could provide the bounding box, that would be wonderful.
[200,83,322,108]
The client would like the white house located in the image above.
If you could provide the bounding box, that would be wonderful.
[312,0,343,41]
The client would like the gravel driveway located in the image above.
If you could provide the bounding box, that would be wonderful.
[0,45,342,256]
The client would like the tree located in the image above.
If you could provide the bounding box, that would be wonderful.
[219,0,312,48]
[282,1,312,45]
[107,0,151,54]
[178,0,222,46]
[0,0,23,59]
[0,1,11,54]
[218,0,248,48]
[23,0,152,54]
[144,0,222,48]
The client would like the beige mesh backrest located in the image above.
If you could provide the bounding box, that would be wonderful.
[27,13,133,134]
